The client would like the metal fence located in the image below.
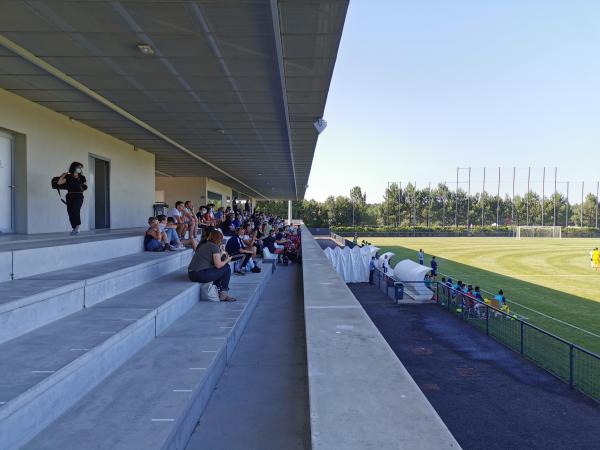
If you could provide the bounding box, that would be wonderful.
[371,267,600,402]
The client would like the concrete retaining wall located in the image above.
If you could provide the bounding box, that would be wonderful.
[300,225,460,450]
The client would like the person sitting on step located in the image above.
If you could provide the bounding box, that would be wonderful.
[188,230,236,302]
[144,217,168,252]
[225,227,261,274]
[169,201,189,239]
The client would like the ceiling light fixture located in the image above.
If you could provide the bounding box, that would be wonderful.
[136,43,155,55]
[216,128,225,134]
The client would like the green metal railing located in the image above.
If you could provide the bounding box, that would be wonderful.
[372,267,600,402]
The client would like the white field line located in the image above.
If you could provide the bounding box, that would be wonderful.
[439,271,600,340]
[504,299,600,340]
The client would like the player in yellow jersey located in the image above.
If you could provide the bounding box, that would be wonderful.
[592,248,600,271]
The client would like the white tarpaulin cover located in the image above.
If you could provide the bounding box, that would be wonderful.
[323,245,378,283]
[393,259,433,300]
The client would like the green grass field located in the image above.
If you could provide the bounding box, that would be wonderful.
[358,236,600,354]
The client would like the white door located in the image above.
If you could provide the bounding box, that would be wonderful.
[0,133,13,233]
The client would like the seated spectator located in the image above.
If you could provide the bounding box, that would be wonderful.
[473,286,484,317]
[232,213,242,229]
[256,221,268,239]
[188,230,236,302]
[424,273,432,289]
[196,205,205,220]
[163,216,197,250]
[144,217,167,252]
[183,201,198,239]
[157,214,179,250]
[202,206,216,227]
[242,222,263,255]
[262,229,284,256]
[494,289,506,306]
[225,227,261,274]
[220,212,236,237]
[275,227,288,244]
[169,201,188,238]
[465,285,476,310]
[207,204,216,221]
[214,207,224,224]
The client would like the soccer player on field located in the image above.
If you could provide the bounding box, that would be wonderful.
[592,248,600,271]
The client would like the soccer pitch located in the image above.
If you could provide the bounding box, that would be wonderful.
[359,236,600,354]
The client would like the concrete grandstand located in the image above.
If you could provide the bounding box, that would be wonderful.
[5,2,594,450]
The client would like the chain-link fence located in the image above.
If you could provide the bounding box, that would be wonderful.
[371,266,600,402]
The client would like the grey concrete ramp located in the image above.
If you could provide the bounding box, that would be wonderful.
[186,264,309,450]
[301,226,460,450]
[22,265,273,450]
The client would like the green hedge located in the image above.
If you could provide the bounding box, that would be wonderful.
[331,225,600,237]
[331,225,512,233]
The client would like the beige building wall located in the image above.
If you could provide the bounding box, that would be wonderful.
[155,176,207,212]
[206,178,233,208]
[0,88,155,234]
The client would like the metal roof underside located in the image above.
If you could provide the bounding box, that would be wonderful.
[0,0,348,200]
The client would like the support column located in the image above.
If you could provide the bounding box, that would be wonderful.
[288,200,292,225]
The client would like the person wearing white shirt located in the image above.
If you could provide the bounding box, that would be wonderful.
[184,200,198,239]
[169,201,188,238]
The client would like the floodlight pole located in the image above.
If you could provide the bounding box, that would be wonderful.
[455,168,459,228]
[398,181,402,227]
[566,181,570,227]
[511,167,516,226]
[482,167,486,227]
[427,181,432,227]
[541,167,545,227]
[526,166,531,226]
[553,167,557,226]
[414,181,417,227]
[467,167,471,228]
[442,182,447,227]
[581,181,585,227]
[496,167,501,230]
[386,181,390,226]
[596,181,599,229]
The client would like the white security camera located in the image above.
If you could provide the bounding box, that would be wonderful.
[313,118,327,134]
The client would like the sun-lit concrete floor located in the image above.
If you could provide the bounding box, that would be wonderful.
[186,264,310,450]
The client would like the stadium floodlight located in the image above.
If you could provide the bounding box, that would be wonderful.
[515,226,562,239]
[313,118,327,134]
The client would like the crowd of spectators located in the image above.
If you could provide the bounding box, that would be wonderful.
[144,200,301,302]
[439,276,510,317]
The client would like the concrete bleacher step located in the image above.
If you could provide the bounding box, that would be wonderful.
[0,233,145,282]
[21,265,273,450]
[0,249,192,344]
[0,268,202,450]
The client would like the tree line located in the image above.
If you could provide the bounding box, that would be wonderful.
[256,183,600,229]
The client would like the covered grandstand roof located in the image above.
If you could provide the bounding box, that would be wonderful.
[0,0,348,199]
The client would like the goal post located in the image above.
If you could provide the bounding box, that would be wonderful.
[515,226,562,239]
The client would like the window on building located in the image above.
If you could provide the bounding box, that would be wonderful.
[207,190,222,207]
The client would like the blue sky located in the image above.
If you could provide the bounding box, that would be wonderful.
[305,0,600,202]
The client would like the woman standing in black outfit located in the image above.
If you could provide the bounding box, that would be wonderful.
[57,161,87,235]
